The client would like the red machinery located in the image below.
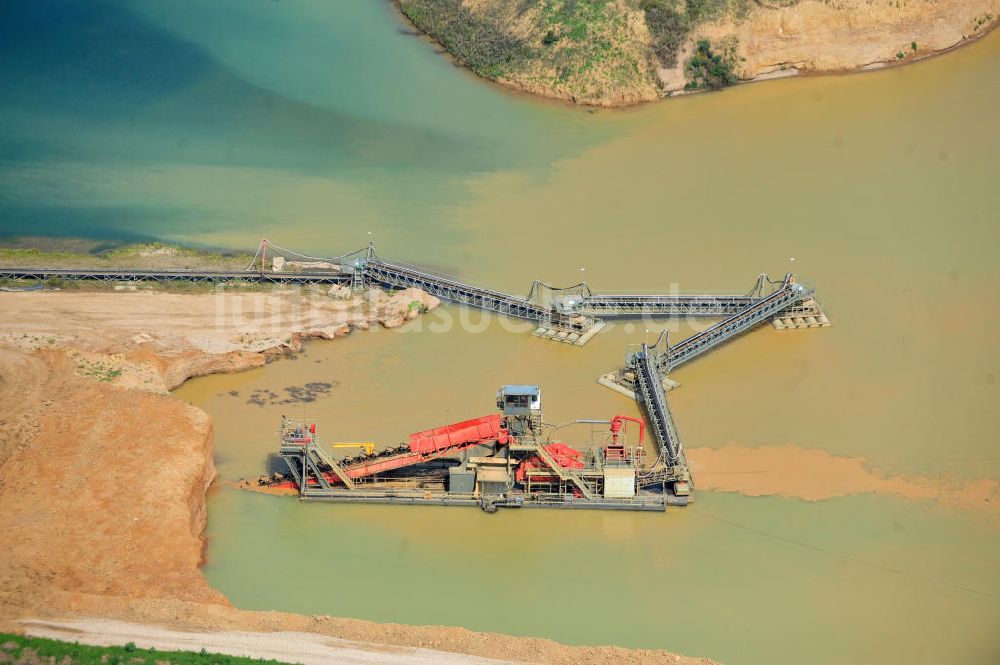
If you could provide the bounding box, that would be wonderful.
[273,410,644,491]
[605,415,643,465]
[609,415,644,445]
[343,414,506,479]
[276,414,508,490]
[515,442,584,483]
[409,414,505,453]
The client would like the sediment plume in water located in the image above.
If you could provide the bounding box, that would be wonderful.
[687,445,998,514]
[235,445,998,515]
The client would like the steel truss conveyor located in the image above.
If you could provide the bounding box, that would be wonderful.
[355,247,814,335]
[604,273,812,395]
[550,272,789,317]
[633,345,681,466]
[598,275,812,501]
[658,273,812,373]
[631,344,690,493]
[578,294,755,317]
[361,256,581,328]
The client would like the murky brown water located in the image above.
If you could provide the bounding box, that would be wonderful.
[172,25,1000,665]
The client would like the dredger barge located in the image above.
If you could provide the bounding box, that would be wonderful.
[265,374,691,512]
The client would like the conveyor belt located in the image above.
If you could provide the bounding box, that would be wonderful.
[658,275,812,373]
[633,344,682,466]
[578,294,755,317]
[364,258,582,328]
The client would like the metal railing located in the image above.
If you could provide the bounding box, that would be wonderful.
[658,275,811,373]
[363,257,573,325]
[578,294,756,316]
[530,442,597,500]
[633,344,682,466]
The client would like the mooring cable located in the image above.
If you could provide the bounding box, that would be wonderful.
[243,241,263,272]
[264,240,369,266]
[698,509,997,599]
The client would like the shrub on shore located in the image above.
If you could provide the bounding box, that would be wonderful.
[684,38,738,89]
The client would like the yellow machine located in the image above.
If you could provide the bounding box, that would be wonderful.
[329,442,375,456]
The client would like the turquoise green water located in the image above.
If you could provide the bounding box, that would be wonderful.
[0,0,616,248]
[3,1,999,663]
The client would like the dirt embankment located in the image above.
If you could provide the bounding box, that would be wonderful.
[698,0,999,82]
[0,287,713,665]
[395,0,998,104]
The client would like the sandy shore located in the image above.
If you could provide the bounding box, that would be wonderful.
[0,286,714,665]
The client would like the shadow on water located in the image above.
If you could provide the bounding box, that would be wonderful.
[0,0,616,244]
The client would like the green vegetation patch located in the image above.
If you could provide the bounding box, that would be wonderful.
[539,0,644,91]
[0,247,82,263]
[972,13,993,31]
[398,0,530,78]
[0,240,254,272]
[541,0,612,43]
[76,358,124,382]
[684,38,738,89]
[0,633,299,665]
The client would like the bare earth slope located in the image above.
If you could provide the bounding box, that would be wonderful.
[700,0,999,79]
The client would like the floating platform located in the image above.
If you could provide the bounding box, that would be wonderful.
[267,385,692,514]
[297,487,673,511]
[772,298,831,330]
[597,371,679,401]
[532,320,606,346]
